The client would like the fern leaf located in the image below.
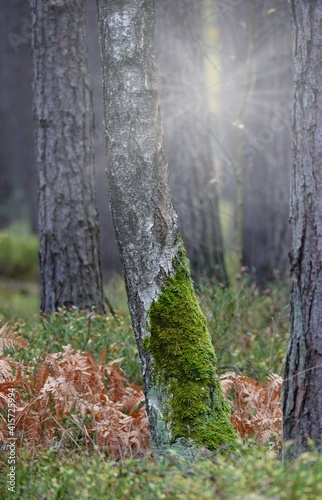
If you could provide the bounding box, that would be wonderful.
[0,360,14,381]
[0,323,28,355]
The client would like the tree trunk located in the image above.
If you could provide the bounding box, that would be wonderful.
[283,0,322,459]
[217,1,292,285]
[155,0,227,283]
[30,0,105,314]
[97,0,236,457]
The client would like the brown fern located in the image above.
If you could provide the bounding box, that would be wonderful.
[0,359,14,382]
[0,323,28,355]
[0,344,149,459]
[0,322,282,459]
[220,371,282,448]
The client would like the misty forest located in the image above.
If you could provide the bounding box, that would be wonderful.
[1,1,322,498]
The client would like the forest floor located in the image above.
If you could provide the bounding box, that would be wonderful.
[1,276,322,499]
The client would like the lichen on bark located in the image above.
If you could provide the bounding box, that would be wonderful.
[144,243,237,452]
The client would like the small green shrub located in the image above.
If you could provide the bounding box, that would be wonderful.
[0,224,39,282]
[198,275,289,381]
[0,282,39,320]
[14,307,141,384]
[1,273,289,386]
[2,445,322,499]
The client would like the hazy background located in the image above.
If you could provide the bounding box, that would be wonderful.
[0,0,292,286]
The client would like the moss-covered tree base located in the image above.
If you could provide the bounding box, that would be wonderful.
[144,243,237,455]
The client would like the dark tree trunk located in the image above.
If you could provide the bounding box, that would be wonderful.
[155,0,227,284]
[30,0,105,314]
[217,1,292,286]
[97,0,236,457]
[0,2,37,230]
[283,0,322,459]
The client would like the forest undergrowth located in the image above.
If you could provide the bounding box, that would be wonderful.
[0,276,321,499]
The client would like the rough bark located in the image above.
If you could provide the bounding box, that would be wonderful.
[30,0,105,314]
[283,0,322,459]
[155,0,227,283]
[97,0,236,456]
[217,1,292,285]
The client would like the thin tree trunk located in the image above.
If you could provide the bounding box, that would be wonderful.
[97,0,236,457]
[283,0,322,459]
[155,0,227,283]
[30,0,105,314]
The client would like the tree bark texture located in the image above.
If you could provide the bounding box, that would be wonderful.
[30,0,105,313]
[155,0,227,283]
[283,0,322,458]
[217,1,292,285]
[97,0,236,456]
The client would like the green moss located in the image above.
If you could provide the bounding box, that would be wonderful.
[145,244,237,452]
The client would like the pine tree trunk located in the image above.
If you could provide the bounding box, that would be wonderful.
[283,0,322,459]
[30,0,105,314]
[155,0,227,283]
[97,0,236,457]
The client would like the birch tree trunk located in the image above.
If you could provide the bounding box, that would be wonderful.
[97,0,236,456]
[30,0,105,314]
[155,0,227,283]
[283,0,322,459]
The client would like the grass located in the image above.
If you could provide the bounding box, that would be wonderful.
[198,274,289,381]
[0,280,39,321]
[2,444,322,499]
[0,273,308,500]
[0,223,39,283]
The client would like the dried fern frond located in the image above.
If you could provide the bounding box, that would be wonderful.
[220,371,282,448]
[0,360,14,382]
[10,347,149,458]
[0,323,28,355]
[0,343,149,458]
[0,336,284,458]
